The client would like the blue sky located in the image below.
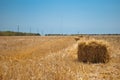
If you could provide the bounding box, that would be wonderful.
[0,0,120,34]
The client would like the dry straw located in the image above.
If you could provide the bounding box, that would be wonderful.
[77,39,110,63]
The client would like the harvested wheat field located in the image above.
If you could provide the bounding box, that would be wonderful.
[0,35,120,80]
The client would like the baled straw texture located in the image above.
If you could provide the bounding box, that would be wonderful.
[77,39,110,63]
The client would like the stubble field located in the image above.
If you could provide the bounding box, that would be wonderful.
[0,35,120,80]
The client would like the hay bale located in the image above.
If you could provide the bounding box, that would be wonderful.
[74,37,80,41]
[74,36,84,41]
[77,39,110,63]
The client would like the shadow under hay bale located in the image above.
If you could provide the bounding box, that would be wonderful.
[77,39,110,63]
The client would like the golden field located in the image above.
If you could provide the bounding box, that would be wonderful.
[0,35,120,80]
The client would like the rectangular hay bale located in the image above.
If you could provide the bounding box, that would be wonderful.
[77,39,110,63]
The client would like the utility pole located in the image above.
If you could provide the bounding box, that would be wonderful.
[17,25,20,36]
[41,30,44,36]
[18,25,19,32]
[30,27,31,33]
[37,28,39,33]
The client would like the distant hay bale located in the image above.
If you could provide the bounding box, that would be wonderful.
[74,36,84,41]
[74,37,80,41]
[77,39,110,63]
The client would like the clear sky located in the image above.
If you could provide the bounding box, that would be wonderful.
[0,0,120,34]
